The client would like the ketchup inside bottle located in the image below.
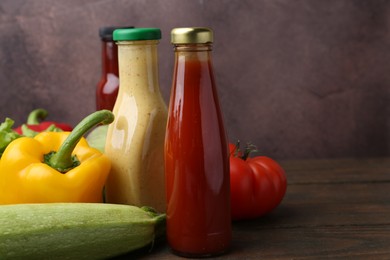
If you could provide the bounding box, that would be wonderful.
[96,40,119,110]
[96,26,133,111]
[165,43,231,257]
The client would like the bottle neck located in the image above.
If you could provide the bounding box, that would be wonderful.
[101,41,119,75]
[173,43,212,62]
[117,40,161,95]
[174,43,212,51]
[171,42,217,110]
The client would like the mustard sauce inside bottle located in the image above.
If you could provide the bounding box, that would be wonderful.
[104,28,167,213]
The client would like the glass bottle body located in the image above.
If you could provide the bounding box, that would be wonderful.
[105,40,167,213]
[96,40,119,110]
[165,44,231,257]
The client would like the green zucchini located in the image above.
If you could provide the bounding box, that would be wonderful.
[0,203,166,259]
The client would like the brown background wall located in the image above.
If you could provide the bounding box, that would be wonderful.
[0,0,389,160]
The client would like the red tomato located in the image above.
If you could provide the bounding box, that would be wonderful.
[229,142,287,220]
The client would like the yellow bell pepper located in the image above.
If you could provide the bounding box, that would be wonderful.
[0,110,114,204]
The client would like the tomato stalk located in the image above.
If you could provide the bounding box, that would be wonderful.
[231,140,258,160]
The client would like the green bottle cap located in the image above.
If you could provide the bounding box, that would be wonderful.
[113,28,161,41]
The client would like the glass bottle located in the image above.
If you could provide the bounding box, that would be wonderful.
[164,27,231,257]
[104,28,168,213]
[96,26,133,111]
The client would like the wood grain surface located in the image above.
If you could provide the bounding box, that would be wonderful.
[117,157,390,259]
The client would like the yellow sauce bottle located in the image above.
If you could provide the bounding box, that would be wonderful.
[104,28,167,213]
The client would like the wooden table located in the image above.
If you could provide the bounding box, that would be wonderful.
[120,157,390,259]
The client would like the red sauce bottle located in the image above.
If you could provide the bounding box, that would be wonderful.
[165,27,232,257]
[96,26,133,110]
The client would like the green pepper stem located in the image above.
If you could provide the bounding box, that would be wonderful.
[47,110,114,172]
[27,108,48,125]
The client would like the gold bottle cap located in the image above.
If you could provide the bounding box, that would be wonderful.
[171,27,213,44]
